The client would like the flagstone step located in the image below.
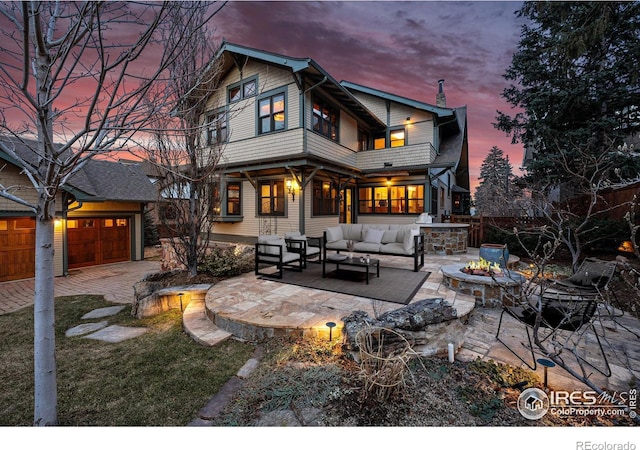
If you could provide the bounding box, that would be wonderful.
[182,298,232,346]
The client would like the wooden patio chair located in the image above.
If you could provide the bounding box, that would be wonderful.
[496,258,616,376]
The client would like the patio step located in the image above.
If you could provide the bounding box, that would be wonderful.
[182,298,232,346]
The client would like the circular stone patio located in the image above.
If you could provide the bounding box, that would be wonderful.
[203,269,476,356]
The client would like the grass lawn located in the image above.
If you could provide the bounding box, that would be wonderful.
[0,295,255,426]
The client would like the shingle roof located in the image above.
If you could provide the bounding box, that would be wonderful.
[0,135,156,203]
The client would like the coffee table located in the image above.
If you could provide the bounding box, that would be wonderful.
[322,255,380,284]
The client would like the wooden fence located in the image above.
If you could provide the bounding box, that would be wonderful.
[447,215,548,248]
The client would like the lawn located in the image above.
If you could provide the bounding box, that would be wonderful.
[0,295,255,426]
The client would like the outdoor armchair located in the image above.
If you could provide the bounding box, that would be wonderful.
[496,258,616,376]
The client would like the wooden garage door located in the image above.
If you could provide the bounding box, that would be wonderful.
[67,218,130,269]
[0,217,36,282]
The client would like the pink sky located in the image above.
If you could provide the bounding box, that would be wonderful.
[212,1,527,196]
[0,1,527,197]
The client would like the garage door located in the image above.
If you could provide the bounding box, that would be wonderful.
[0,217,36,282]
[67,217,130,269]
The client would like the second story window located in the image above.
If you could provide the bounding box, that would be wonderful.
[206,110,227,146]
[258,93,285,134]
[312,98,339,141]
[374,132,386,149]
[228,78,257,103]
[390,127,406,147]
[358,129,370,151]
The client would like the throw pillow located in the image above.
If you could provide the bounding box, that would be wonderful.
[403,228,420,253]
[364,228,385,244]
[264,238,287,256]
[284,231,302,239]
[325,225,343,242]
[381,229,398,244]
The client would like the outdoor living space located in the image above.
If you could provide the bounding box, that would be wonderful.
[202,247,638,395]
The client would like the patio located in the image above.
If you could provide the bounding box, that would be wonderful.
[201,247,639,395]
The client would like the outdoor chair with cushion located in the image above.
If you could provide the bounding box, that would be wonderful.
[284,231,323,269]
[254,235,303,279]
[496,258,616,376]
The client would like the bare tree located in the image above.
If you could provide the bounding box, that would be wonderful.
[0,1,224,426]
[518,139,639,272]
[142,6,225,278]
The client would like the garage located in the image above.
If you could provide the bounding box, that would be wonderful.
[0,217,36,282]
[67,217,130,269]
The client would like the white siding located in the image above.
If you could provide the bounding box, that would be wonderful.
[306,132,357,167]
[356,143,435,170]
[220,128,304,165]
[351,91,388,123]
[212,179,300,238]
[340,113,358,150]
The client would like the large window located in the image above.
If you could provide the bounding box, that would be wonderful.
[359,184,424,214]
[228,78,257,103]
[258,93,285,134]
[313,180,338,215]
[312,98,339,141]
[259,179,285,216]
[206,110,227,146]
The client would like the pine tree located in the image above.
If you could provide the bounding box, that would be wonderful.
[475,146,523,216]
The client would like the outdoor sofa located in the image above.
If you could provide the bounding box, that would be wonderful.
[323,224,425,272]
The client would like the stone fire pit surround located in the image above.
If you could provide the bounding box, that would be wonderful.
[441,263,524,308]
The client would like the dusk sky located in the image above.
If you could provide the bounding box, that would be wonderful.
[211,1,529,195]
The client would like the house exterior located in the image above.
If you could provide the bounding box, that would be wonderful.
[203,42,470,243]
[205,42,471,241]
[0,136,156,282]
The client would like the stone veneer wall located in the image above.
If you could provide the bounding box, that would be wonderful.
[423,228,467,255]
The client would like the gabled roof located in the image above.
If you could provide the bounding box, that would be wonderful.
[434,106,470,190]
[216,41,386,130]
[340,80,456,119]
[0,135,156,203]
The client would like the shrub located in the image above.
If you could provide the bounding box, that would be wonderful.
[198,245,254,278]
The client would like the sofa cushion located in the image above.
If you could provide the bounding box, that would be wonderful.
[325,226,343,242]
[342,224,363,241]
[363,228,385,244]
[380,242,413,255]
[354,241,382,253]
[261,238,287,256]
[325,239,350,251]
[403,228,420,253]
[257,234,281,243]
[284,231,302,239]
[381,229,398,244]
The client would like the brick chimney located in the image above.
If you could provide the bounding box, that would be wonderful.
[436,79,446,107]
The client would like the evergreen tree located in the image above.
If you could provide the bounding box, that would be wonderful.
[475,146,523,216]
[495,1,640,188]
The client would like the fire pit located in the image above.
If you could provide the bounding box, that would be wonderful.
[441,262,525,308]
[461,258,504,277]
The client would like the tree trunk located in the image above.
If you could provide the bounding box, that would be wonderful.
[33,214,57,426]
